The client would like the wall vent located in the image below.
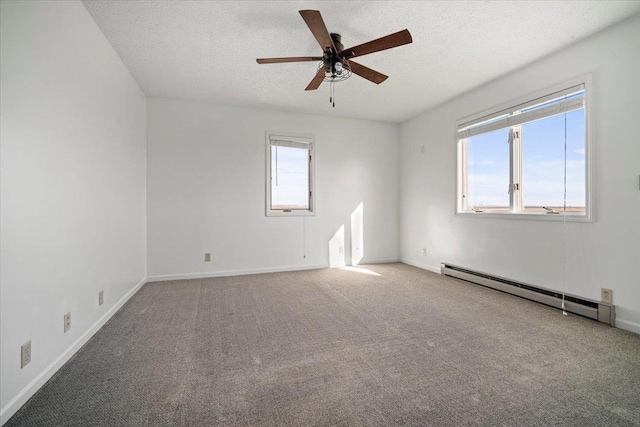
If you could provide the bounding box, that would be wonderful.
[440,263,615,326]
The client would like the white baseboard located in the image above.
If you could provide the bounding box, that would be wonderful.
[147,263,328,282]
[330,258,399,269]
[357,257,400,265]
[615,318,640,335]
[400,258,441,274]
[0,277,147,426]
[148,260,402,282]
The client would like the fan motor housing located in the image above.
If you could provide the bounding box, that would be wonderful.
[330,33,344,52]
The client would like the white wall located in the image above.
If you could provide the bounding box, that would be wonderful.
[0,1,147,422]
[147,98,399,279]
[399,14,640,333]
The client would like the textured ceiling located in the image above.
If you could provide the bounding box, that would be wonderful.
[83,1,640,123]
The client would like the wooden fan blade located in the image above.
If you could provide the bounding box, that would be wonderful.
[305,67,325,91]
[348,60,388,84]
[299,10,336,52]
[341,29,412,58]
[257,56,322,64]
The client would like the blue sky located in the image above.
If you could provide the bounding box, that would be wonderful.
[466,109,585,208]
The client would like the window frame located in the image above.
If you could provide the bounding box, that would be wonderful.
[265,131,316,217]
[455,75,593,222]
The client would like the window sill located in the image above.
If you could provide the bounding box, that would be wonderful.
[266,210,315,217]
[455,211,593,222]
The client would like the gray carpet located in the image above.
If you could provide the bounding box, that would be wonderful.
[6,263,640,426]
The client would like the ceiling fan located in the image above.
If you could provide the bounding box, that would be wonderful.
[256,10,412,105]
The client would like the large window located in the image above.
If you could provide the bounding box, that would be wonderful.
[457,80,590,219]
[266,132,315,216]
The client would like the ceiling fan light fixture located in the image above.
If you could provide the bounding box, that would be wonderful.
[319,60,351,83]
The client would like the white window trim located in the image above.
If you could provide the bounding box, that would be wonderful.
[265,131,316,217]
[454,75,594,222]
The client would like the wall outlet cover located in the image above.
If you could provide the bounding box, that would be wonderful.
[99,290,104,306]
[204,253,211,262]
[21,340,31,368]
[601,288,613,303]
[64,312,71,333]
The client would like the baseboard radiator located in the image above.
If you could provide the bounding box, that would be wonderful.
[440,263,615,326]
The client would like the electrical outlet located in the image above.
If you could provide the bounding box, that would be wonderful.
[422,248,427,256]
[98,290,104,306]
[601,288,613,303]
[204,253,211,262]
[64,312,71,333]
[339,246,343,254]
[21,340,31,368]
[420,146,425,154]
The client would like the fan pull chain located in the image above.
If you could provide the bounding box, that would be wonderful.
[333,81,336,108]
[328,80,336,108]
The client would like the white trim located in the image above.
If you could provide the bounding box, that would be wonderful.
[457,137,466,211]
[583,73,594,222]
[455,211,593,222]
[147,264,328,282]
[0,277,147,425]
[265,131,316,217]
[615,319,640,335]
[357,257,401,265]
[266,209,316,218]
[400,258,442,274]
[330,262,347,268]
